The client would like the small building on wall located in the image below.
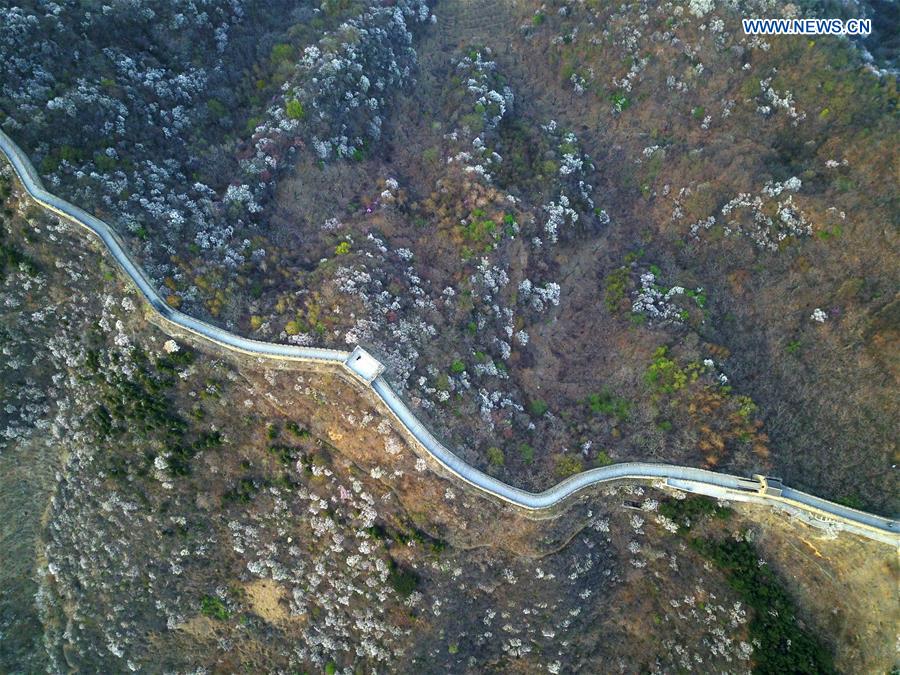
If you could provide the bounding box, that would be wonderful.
[344,346,385,384]
[753,474,784,497]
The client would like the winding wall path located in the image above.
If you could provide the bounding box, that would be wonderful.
[1,129,897,546]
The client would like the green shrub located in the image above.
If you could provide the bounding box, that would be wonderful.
[593,450,613,466]
[267,444,298,465]
[285,98,305,120]
[39,155,59,174]
[586,389,630,420]
[286,421,310,438]
[245,115,262,133]
[449,359,466,374]
[529,399,548,416]
[200,595,229,620]
[334,241,351,255]
[271,43,294,63]
[645,346,687,393]
[835,494,865,510]
[659,496,731,532]
[93,152,117,172]
[486,446,505,466]
[207,98,227,121]
[554,453,583,477]
[734,395,757,419]
[462,214,498,247]
[388,563,419,597]
[519,443,535,464]
[422,146,439,165]
[691,537,836,674]
[0,236,38,281]
[611,92,631,112]
[817,225,843,240]
[222,477,259,505]
[192,431,222,451]
[686,288,707,307]
[604,266,630,312]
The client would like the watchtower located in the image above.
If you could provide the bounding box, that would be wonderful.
[344,346,386,383]
[753,474,784,497]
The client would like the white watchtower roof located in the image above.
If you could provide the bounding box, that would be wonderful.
[345,346,385,383]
